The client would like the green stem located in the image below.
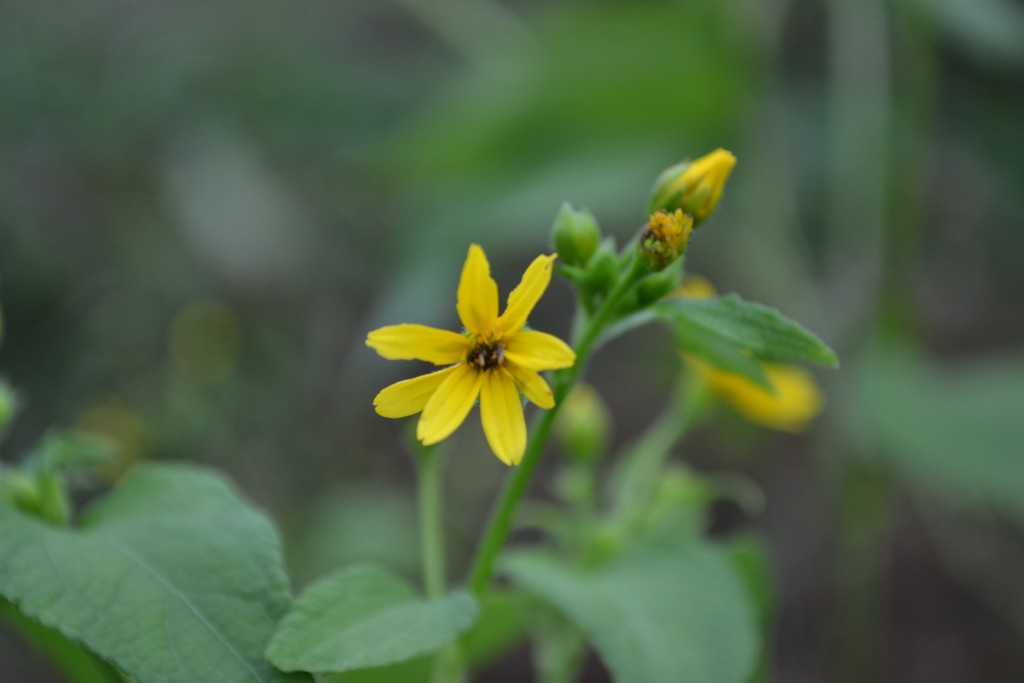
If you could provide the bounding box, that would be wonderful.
[609,372,707,524]
[414,443,466,683]
[833,459,893,683]
[416,443,446,599]
[466,257,648,596]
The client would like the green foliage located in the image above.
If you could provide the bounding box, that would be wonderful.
[656,294,838,388]
[26,430,118,475]
[0,380,16,442]
[0,601,122,683]
[504,542,759,683]
[266,566,478,674]
[852,347,1024,521]
[0,464,309,683]
[461,590,532,669]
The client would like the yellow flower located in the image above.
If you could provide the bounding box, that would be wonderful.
[367,245,576,465]
[677,276,824,433]
[650,148,737,224]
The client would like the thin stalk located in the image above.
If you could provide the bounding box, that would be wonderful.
[414,443,466,683]
[609,373,707,524]
[466,257,648,595]
[415,443,446,599]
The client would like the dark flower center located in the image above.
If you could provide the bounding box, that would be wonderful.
[467,340,505,370]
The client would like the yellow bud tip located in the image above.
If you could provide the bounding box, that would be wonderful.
[667,148,737,222]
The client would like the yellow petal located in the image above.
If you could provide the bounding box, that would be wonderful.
[504,330,576,371]
[505,361,555,409]
[701,361,824,433]
[456,245,499,336]
[674,275,717,300]
[373,366,459,418]
[498,253,557,335]
[367,324,469,365]
[480,369,527,465]
[417,363,483,445]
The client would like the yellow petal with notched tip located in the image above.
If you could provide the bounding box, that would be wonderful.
[367,324,469,365]
[498,253,557,335]
[505,361,555,409]
[504,330,576,371]
[480,369,527,465]
[456,245,499,336]
[373,366,459,418]
[417,363,483,445]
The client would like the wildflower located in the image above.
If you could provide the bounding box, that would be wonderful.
[639,209,694,270]
[650,148,736,224]
[367,245,576,465]
[677,276,824,432]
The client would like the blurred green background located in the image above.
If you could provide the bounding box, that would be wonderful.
[2,0,1023,680]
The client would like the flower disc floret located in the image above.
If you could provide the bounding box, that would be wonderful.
[367,245,576,465]
[639,209,694,270]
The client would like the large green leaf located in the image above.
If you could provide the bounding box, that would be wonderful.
[852,347,1024,521]
[0,463,310,683]
[658,295,839,368]
[0,600,122,683]
[266,566,478,674]
[504,542,759,683]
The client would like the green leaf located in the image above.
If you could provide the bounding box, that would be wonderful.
[0,463,310,683]
[658,294,839,367]
[851,347,1024,522]
[724,535,775,683]
[0,600,123,683]
[27,429,118,475]
[461,590,532,670]
[326,658,431,683]
[266,566,478,674]
[504,542,759,683]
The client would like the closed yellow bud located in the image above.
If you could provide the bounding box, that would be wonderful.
[650,148,736,224]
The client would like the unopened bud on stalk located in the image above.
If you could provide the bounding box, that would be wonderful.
[551,202,600,267]
[638,209,694,271]
[636,265,683,306]
[0,381,17,442]
[555,384,610,463]
[649,148,736,225]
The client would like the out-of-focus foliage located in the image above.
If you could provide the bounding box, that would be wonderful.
[267,566,477,674]
[850,347,1024,521]
[504,543,758,683]
[0,465,308,683]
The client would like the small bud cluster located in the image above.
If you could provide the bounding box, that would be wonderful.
[639,209,694,271]
[550,148,735,316]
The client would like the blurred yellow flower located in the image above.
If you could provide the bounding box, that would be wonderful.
[367,245,576,465]
[677,276,824,433]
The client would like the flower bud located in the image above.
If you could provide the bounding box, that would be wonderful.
[551,202,600,267]
[584,239,620,293]
[555,384,610,463]
[636,265,683,306]
[649,148,736,225]
[638,209,694,271]
[0,381,17,442]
